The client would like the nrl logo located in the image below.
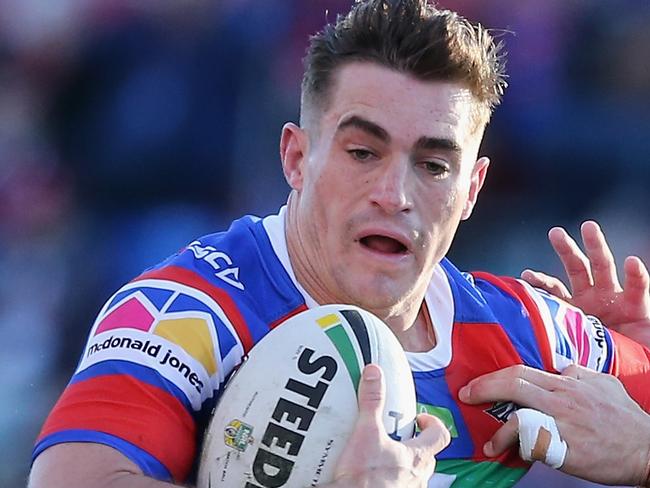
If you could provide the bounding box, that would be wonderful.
[484,401,520,423]
[224,419,254,452]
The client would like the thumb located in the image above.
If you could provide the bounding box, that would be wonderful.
[521,269,571,301]
[356,364,385,427]
[406,413,451,455]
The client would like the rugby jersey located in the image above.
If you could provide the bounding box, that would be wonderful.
[33,208,650,486]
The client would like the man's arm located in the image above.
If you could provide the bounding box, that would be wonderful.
[459,364,650,487]
[29,443,178,488]
[521,220,650,347]
[29,365,451,488]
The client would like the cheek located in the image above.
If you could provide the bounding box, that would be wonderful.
[416,185,465,248]
[312,164,356,216]
[425,184,461,221]
[444,179,472,219]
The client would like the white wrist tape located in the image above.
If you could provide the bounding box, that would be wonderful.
[514,408,567,469]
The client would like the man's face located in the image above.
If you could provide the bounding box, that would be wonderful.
[282,62,489,314]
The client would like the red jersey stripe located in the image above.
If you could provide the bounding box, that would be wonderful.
[37,374,196,482]
[446,321,528,467]
[269,304,308,329]
[609,329,650,409]
[473,273,555,372]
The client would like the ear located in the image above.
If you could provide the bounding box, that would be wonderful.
[280,122,308,191]
[461,156,490,220]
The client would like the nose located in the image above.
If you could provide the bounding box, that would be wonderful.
[368,158,413,214]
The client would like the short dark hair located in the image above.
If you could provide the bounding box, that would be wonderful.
[301,0,507,128]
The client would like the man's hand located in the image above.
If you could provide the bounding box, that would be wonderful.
[459,364,650,486]
[328,364,450,488]
[521,220,650,346]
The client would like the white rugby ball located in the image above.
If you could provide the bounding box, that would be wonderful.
[197,304,416,488]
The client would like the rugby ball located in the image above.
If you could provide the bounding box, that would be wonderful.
[197,304,416,488]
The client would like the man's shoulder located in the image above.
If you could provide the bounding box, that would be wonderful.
[443,261,613,373]
[439,259,558,370]
[440,259,535,314]
[136,213,276,296]
[120,212,306,349]
[438,259,526,321]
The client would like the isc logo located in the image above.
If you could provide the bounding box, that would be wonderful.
[186,240,244,290]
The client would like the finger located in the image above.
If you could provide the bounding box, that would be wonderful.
[484,415,519,457]
[623,256,650,314]
[521,269,572,300]
[548,227,593,293]
[460,365,571,404]
[580,221,621,292]
[406,413,450,455]
[459,377,562,415]
[561,364,619,397]
[561,363,598,380]
[515,409,567,468]
[356,364,385,428]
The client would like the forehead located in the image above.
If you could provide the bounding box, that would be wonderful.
[321,62,479,145]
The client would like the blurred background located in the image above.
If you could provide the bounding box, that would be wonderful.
[0,0,648,486]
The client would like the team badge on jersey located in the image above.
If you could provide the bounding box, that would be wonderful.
[78,280,242,409]
[484,401,520,423]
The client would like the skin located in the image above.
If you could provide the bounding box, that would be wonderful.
[331,365,450,488]
[281,61,489,352]
[521,220,650,347]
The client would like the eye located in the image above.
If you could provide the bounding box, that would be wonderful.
[419,160,449,177]
[347,148,375,161]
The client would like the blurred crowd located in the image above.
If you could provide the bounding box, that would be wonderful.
[1,1,648,486]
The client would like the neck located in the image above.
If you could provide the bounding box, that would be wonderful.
[284,193,341,306]
[373,293,436,352]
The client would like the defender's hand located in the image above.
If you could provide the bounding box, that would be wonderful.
[522,221,650,346]
[459,364,650,486]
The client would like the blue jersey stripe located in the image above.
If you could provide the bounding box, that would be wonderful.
[412,369,474,458]
[602,326,615,373]
[33,430,171,481]
[249,218,307,319]
[540,295,572,359]
[158,215,306,345]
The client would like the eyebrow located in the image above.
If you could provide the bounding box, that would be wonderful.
[414,136,462,154]
[336,115,390,143]
[336,115,462,156]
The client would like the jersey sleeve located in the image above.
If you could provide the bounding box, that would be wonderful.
[32,269,247,483]
[507,277,650,411]
[608,329,650,409]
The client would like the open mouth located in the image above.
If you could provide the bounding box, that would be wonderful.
[359,235,408,255]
